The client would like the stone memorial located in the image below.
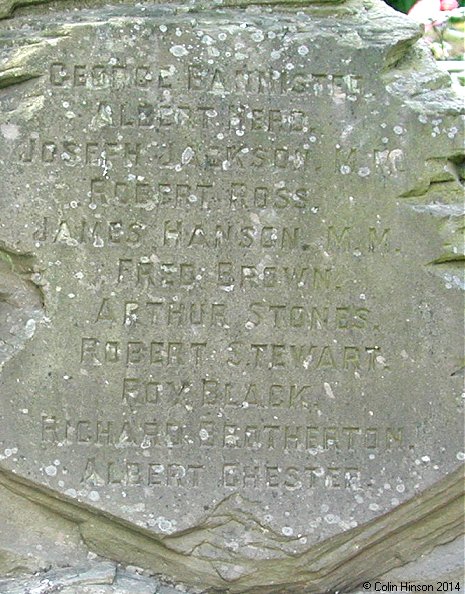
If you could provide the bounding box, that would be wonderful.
[0,0,463,591]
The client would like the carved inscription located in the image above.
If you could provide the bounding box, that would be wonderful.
[16,24,420,500]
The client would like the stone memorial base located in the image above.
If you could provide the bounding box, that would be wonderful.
[0,471,463,593]
[0,0,463,591]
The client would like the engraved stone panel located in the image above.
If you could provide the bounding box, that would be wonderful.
[0,0,463,590]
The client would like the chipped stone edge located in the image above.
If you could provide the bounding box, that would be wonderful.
[0,0,347,22]
[0,464,463,593]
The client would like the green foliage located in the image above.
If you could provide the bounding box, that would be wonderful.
[384,0,416,12]
[384,0,465,13]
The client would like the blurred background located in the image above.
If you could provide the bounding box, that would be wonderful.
[387,0,465,94]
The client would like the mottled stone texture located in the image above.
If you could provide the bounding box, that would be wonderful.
[0,0,463,591]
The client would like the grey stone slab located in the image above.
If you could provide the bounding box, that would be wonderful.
[0,561,195,594]
[377,536,465,585]
[0,562,116,593]
[0,0,463,591]
[0,483,89,575]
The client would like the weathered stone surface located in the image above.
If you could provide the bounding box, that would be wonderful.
[378,535,465,587]
[0,561,116,593]
[0,246,45,370]
[1,463,463,591]
[0,483,88,575]
[0,533,464,594]
[0,0,463,591]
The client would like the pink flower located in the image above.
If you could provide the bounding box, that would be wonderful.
[439,0,459,9]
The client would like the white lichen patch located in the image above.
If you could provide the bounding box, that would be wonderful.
[358,167,370,177]
[170,45,188,57]
[281,526,294,536]
[181,146,195,165]
[199,428,209,441]
[323,382,335,399]
[45,464,57,477]
[155,516,177,533]
[0,123,20,140]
